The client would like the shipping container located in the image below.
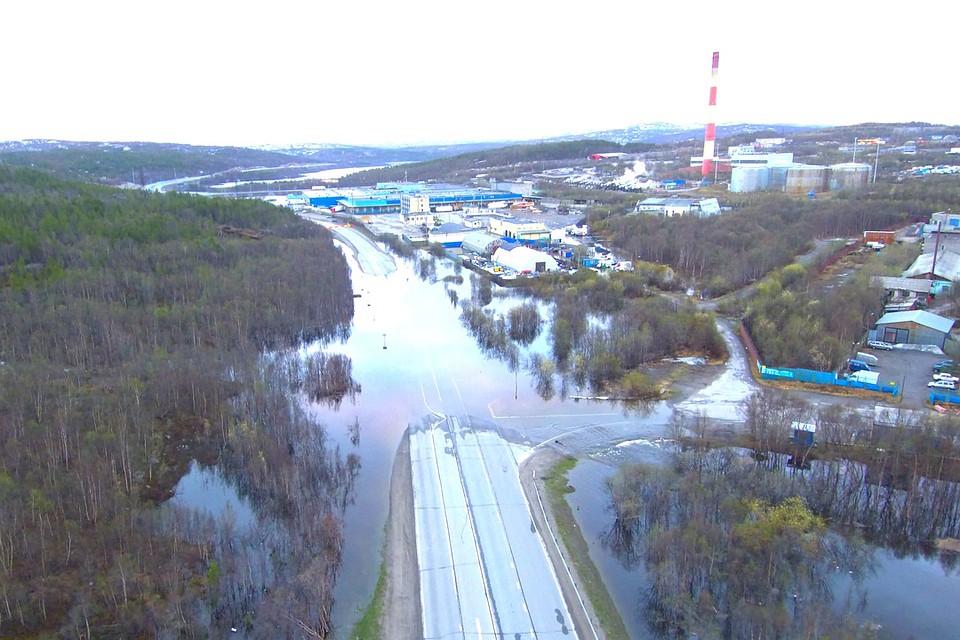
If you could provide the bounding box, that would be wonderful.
[863,230,896,244]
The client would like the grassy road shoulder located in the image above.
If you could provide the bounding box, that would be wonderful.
[543,456,631,640]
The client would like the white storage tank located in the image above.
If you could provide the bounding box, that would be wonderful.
[785,164,829,194]
[768,166,789,191]
[730,165,771,192]
[829,162,871,191]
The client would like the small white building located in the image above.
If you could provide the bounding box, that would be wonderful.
[492,245,559,274]
[930,211,960,231]
[635,196,720,217]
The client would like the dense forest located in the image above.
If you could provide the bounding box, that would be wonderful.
[0,166,358,637]
[741,245,920,370]
[593,185,943,296]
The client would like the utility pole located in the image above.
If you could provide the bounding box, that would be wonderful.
[873,140,882,184]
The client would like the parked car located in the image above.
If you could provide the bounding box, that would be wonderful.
[848,359,872,372]
[928,379,958,390]
[867,340,894,350]
[935,359,955,368]
[933,373,960,383]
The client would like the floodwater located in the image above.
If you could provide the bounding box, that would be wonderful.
[565,450,960,640]
[565,446,673,639]
[306,237,691,635]
[170,229,960,639]
[170,460,256,532]
[674,320,756,422]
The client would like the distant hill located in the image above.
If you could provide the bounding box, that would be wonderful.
[7,122,954,189]
[542,122,823,145]
[252,141,513,163]
[0,141,302,185]
[0,139,515,186]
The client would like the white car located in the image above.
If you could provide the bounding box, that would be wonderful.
[867,340,894,350]
[928,379,957,390]
[932,373,960,383]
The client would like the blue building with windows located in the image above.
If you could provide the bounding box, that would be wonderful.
[307,183,523,214]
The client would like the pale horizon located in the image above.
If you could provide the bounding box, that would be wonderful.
[5,1,957,148]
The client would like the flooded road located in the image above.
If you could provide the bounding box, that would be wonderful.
[306,228,707,635]
[171,218,960,638]
[674,321,756,421]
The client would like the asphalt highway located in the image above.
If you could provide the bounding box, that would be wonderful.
[411,414,576,639]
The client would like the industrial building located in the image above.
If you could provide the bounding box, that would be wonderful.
[401,194,430,215]
[729,151,795,167]
[489,179,535,197]
[460,231,503,256]
[873,310,955,349]
[634,196,721,217]
[488,218,551,244]
[428,222,472,247]
[902,248,960,282]
[921,232,960,257]
[307,183,524,215]
[929,211,960,230]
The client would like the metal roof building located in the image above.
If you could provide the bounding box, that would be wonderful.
[875,310,955,348]
[902,249,960,281]
[428,222,472,248]
[337,185,523,215]
[461,231,503,256]
[634,196,721,217]
[872,276,933,294]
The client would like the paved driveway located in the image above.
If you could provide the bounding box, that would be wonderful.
[866,346,948,408]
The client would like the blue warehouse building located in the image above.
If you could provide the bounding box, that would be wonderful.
[309,183,523,214]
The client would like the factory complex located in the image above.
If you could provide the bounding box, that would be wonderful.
[303,182,525,215]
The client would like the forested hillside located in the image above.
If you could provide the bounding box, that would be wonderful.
[593,179,960,296]
[337,139,656,186]
[0,143,301,186]
[0,167,357,637]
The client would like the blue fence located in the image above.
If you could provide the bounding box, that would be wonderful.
[930,390,960,405]
[761,365,899,396]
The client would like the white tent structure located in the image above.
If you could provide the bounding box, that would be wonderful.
[492,245,558,273]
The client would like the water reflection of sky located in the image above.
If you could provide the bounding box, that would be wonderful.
[569,450,960,640]
[832,547,960,639]
[310,251,694,635]
[171,461,256,532]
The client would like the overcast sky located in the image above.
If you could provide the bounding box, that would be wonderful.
[4,1,957,147]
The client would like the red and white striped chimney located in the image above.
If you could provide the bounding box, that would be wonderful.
[701,51,720,177]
